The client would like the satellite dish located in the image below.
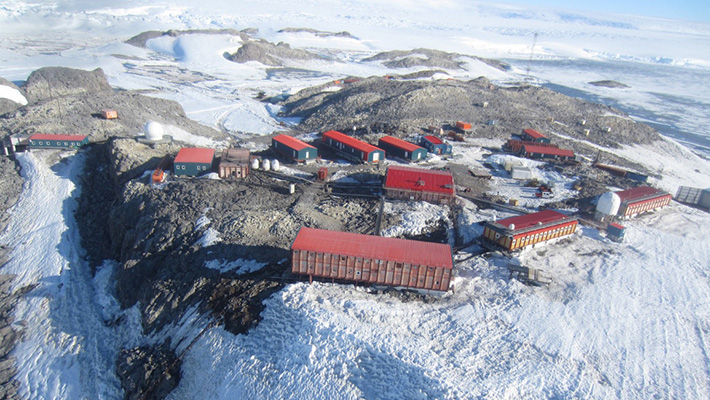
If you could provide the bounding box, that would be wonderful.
[143,121,164,141]
[509,223,515,230]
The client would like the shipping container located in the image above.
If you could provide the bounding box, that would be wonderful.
[101,109,118,119]
[291,227,454,292]
[607,222,626,241]
[455,121,472,131]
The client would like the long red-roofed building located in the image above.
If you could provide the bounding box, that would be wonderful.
[291,227,454,291]
[483,209,578,251]
[384,165,455,204]
[522,128,550,143]
[322,130,384,163]
[377,136,427,161]
[522,144,575,161]
[28,134,88,149]
[272,134,318,162]
[615,186,671,218]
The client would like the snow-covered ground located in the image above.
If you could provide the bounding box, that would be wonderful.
[0,1,709,399]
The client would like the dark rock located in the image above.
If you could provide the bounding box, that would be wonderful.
[0,77,25,116]
[116,344,180,400]
[226,40,327,66]
[278,27,356,39]
[24,67,112,104]
[126,29,250,48]
[589,80,630,88]
[364,48,509,71]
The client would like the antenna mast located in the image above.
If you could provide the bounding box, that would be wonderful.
[525,32,538,83]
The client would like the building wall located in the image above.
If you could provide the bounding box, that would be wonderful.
[272,140,317,162]
[483,220,578,251]
[291,248,452,291]
[385,188,453,204]
[28,138,87,149]
[422,140,451,155]
[620,195,672,217]
[324,136,383,163]
[219,164,248,179]
[175,162,212,176]
[378,141,426,161]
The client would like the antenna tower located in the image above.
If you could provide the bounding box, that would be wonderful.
[525,32,538,83]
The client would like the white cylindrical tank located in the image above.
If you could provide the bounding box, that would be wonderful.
[597,192,621,216]
[143,121,164,141]
[271,159,280,171]
[251,158,259,170]
[262,159,271,171]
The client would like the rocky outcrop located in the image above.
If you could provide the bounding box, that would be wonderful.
[1,68,230,144]
[589,80,630,88]
[226,40,327,66]
[24,67,112,104]
[116,344,181,400]
[363,48,510,71]
[126,29,251,48]
[278,27,356,38]
[279,76,661,154]
[0,78,25,117]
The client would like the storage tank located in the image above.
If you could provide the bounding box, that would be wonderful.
[262,159,271,171]
[251,158,259,170]
[143,121,164,141]
[596,192,621,216]
[271,159,280,171]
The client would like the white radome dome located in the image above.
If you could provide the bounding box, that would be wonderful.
[597,192,621,215]
[143,121,164,141]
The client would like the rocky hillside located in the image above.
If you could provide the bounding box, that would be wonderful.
[279,76,661,160]
[0,67,230,145]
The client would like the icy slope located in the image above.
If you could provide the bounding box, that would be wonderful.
[170,202,710,399]
[0,152,124,399]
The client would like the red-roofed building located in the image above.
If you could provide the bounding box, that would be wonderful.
[291,227,453,292]
[28,134,88,149]
[483,210,578,251]
[378,136,427,161]
[522,128,551,143]
[322,130,384,163]
[174,148,215,176]
[615,186,671,218]
[384,165,455,204]
[272,134,318,162]
[522,144,575,161]
[420,135,452,155]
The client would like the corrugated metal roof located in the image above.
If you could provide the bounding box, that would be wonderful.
[616,186,668,203]
[323,130,382,153]
[495,210,572,231]
[423,135,443,145]
[523,129,547,139]
[291,227,453,269]
[29,134,87,141]
[174,148,215,164]
[523,144,575,157]
[384,165,454,195]
[379,136,423,152]
[222,148,250,163]
[273,134,315,151]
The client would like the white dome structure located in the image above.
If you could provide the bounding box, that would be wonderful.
[597,192,621,216]
[143,121,164,141]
